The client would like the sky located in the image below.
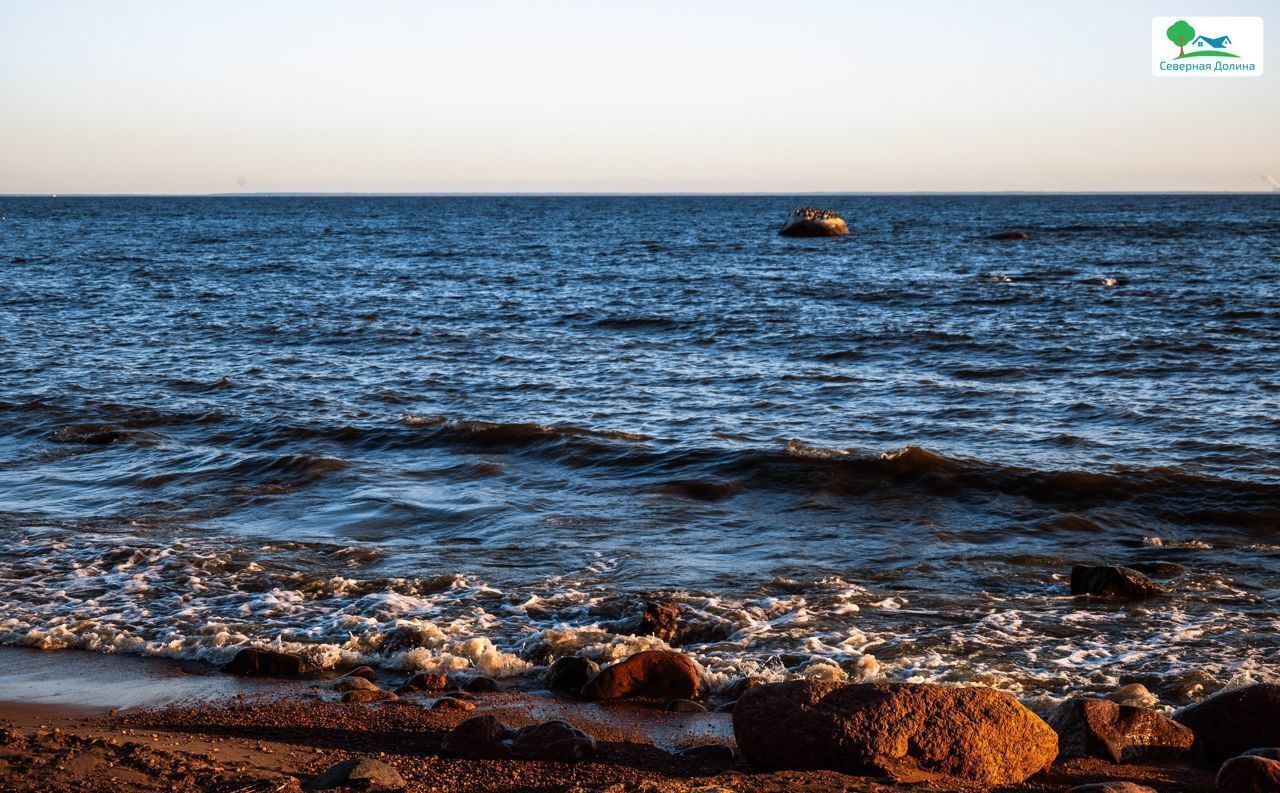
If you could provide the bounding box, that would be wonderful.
[1,0,1277,194]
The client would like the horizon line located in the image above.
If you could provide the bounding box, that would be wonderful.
[3,190,1278,198]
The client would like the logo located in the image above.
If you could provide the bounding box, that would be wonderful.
[1152,17,1263,76]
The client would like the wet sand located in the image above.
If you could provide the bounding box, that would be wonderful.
[0,648,1219,792]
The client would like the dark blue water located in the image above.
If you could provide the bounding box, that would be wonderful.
[0,195,1277,705]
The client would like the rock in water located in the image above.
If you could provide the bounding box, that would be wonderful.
[732,680,1057,785]
[580,650,703,703]
[1175,683,1280,763]
[1216,754,1280,793]
[220,648,309,677]
[721,675,769,700]
[985,230,1031,240]
[778,207,848,238]
[1108,683,1160,709]
[1049,698,1193,763]
[1071,565,1166,599]
[637,597,681,641]
[310,758,406,790]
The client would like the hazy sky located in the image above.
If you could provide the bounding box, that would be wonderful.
[2,0,1277,193]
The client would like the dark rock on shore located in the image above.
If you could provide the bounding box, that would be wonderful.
[1216,754,1280,793]
[580,650,702,703]
[1175,684,1280,763]
[456,674,500,693]
[441,715,595,762]
[678,744,737,761]
[509,720,596,762]
[442,715,509,758]
[779,207,848,238]
[310,757,405,790]
[546,656,599,694]
[221,648,310,678]
[1071,565,1166,600]
[1049,698,1193,763]
[732,680,1057,785]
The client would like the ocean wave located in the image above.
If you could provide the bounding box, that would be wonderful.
[15,397,1278,527]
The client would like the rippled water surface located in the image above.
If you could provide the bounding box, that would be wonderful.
[1,195,1277,705]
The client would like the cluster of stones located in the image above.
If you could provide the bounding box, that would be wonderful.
[223,589,1280,791]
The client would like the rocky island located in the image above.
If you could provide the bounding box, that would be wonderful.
[778,207,848,237]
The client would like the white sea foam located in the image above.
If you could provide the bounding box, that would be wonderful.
[0,529,1271,705]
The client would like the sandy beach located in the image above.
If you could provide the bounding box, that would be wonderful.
[0,647,1229,792]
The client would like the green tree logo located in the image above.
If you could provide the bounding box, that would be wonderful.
[1166,20,1195,57]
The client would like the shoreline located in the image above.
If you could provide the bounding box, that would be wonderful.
[0,647,1224,791]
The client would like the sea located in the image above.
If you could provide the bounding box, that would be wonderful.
[0,194,1276,709]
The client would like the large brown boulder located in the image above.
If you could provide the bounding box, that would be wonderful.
[1175,684,1280,764]
[732,680,1057,785]
[1049,698,1194,763]
[220,648,310,677]
[1071,565,1165,599]
[1216,754,1280,793]
[581,650,702,703]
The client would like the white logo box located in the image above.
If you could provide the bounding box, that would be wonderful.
[1152,17,1263,76]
